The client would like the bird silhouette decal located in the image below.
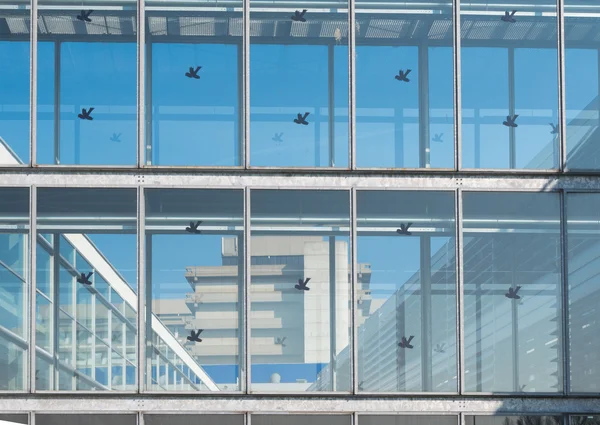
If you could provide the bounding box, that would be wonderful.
[395,69,411,82]
[505,286,522,300]
[434,343,446,353]
[185,66,202,79]
[294,112,310,125]
[501,10,517,23]
[110,133,122,143]
[396,223,413,236]
[187,329,203,343]
[272,133,283,143]
[295,277,311,291]
[503,114,518,128]
[78,107,94,121]
[185,221,202,234]
[77,271,93,286]
[519,384,527,391]
[549,123,559,135]
[275,337,286,347]
[432,133,443,143]
[358,381,364,391]
[76,10,93,22]
[291,9,307,22]
[398,335,414,349]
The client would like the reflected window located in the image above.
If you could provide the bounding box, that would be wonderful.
[36,0,137,165]
[565,2,600,170]
[463,192,562,392]
[145,189,244,391]
[567,194,600,392]
[461,0,559,169]
[145,0,242,166]
[0,3,30,165]
[250,190,351,391]
[37,188,137,390]
[356,0,454,169]
[249,0,349,167]
[0,188,29,390]
[356,191,457,392]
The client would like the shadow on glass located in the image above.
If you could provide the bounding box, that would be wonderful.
[36,188,137,390]
[145,189,244,391]
[36,0,137,165]
[462,192,562,392]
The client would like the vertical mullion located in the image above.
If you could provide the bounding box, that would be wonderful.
[558,0,567,171]
[29,185,37,392]
[560,189,570,394]
[244,186,251,392]
[243,0,250,168]
[453,0,461,171]
[29,0,37,167]
[348,0,356,170]
[350,187,358,393]
[137,0,145,168]
[137,186,145,392]
[456,187,464,394]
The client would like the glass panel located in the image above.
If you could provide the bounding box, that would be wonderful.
[144,0,242,166]
[145,415,244,425]
[356,2,453,169]
[360,416,457,425]
[461,0,559,169]
[572,418,600,425]
[463,192,562,392]
[37,415,136,425]
[36,0,137,165]
[250,190,351,391]
[465,417,561,425]
[249,0,349,167]
[37,188,137,390]
[0,0,30,165]
[145,189,244,391]
[253,416,350,425]
[566,193,600,392]
[0,415,28,425]
[564,3,600,169]
[0,187,29,390]
[356,191,457,392]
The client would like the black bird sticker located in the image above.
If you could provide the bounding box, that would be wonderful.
[185,221,202,234]
[187,329,203,343]
[78,107,94,121]
[77,271,93,285]
[272,133,283,143]
[434,343,446,353]
[185,66,202,79]
[395,69,411,82]
[501,10,517,23]
[294,112,310,125]
[358,381,364,391]
[396,223,413,236]
[503,114,518,128]
[110,133,121,143]
[519,384,527,391]
[275,337,286,347]
[291,9,307,22]
[399,335,414,349]
[76,10,93,22]
[432,133,443,143]
[549,123,559,135]
[295,277,311,291]
[505,286,522,300]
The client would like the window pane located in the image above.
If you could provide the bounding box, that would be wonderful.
[37,188,137,390]
[357,191,457,392]
[356,1,454,169]
[461,0,559,169]
[37,0,137,165]
[360,416,457,425]
[145,0,242,167]
[249,0,349,167]
[567,193,600,392]
[0,187,29,390]
[465,417,561,425]
[145,415,244,425]
[565,3,600,169]
[37,415,135,425]
[0,2,30,166]
[250,190,351,391]
[145,189,244,391]
[463,192,562,392]
[253,416,350,425]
